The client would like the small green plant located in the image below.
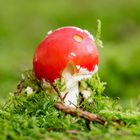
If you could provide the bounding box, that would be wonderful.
[95,19,104,48]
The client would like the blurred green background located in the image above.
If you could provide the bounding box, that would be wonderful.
[0,0,140,103]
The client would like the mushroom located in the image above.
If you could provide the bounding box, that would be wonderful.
[33,26,98,108]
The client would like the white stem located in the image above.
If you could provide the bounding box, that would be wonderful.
[63,80,79,108]
[61,64,98,108]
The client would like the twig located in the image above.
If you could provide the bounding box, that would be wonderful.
[14,80,24,96]
[112,118,125,126]
[55,103,107,125]
[51,83,63,102]
[62,92,68,100]
[65,130,79,134]
[68,100,77,108]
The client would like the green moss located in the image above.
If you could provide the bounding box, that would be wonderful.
[0,70,140,140]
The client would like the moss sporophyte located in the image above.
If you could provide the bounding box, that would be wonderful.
[0,21,140,140]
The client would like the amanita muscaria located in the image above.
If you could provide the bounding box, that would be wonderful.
[33,26,98,107]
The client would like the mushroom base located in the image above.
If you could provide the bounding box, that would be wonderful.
[61,81,79,108]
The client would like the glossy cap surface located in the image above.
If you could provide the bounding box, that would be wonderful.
[33,27,98,82]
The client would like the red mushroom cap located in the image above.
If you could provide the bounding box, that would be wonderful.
[33,26,98,83]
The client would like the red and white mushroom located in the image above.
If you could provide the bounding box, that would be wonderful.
[33,26,98,107]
